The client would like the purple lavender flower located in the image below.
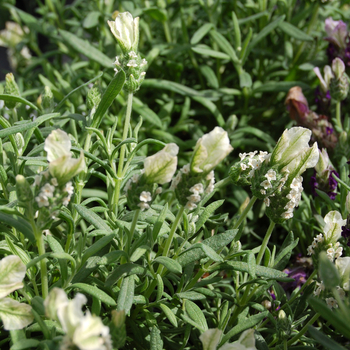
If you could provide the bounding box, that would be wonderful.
[282,267,308,291]
[325,18,348,50]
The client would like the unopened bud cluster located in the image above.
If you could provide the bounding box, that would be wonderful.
[171,165,215,210]
[114,51,147,92]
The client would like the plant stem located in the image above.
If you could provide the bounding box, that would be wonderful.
[162,206,185,259]
[233,196,257,229]
[113,92,133,215]
[126,209,140,255]
[32,222,48,299]
[286,313,320,347]
[335,101,343,132]
[143,206,185,300]
[256,220,275,265]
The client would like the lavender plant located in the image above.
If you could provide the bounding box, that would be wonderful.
[0,1,350,349]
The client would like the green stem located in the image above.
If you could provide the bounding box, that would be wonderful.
[163,21,172,43]
[286,313,320,347]
[214,177,232,191]
[281,269,317,309]
[113,92,133,215]
[126,209,140,255]
[233,196,257,229]
[162,206,185,259]
[335,101,343,132]
[256,220,275,265]
[32,223,48,299]
[143,206,185,300]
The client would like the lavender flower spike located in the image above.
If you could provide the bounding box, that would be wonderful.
[325,17,348,50]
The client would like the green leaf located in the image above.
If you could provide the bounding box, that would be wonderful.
[189,243,223,262]
[159,303,178,327]
[59,29,113,68]
[130,246,149,262]
[192,46,230,60]
[143,8,167,22]
[74,204,112,233]
[232,126,276,146]
[278,22,313,42]
[117,276,135,315]
[142,79,201,97]
[195,200,225,233]
[308,297,350,338]
[68,283,116,306]
[54,72,103,112]
[153,257,182,274]
[219,311,268,345]
[10,339,40,349]
[239,70,252,88]
[152,203,169,242]
[83,11,100,28]
[150,325,163,350]
[98,251,128,265]
[0,209,34,243]
[0,113,59,138]
[190,23,214,45]
[273,232,299,270]
[91,70,126,129]
[177,291,206,300]
[0,95,39,111]
[210,261,288,279]
[254,81,310,93]
[192,96,225,127]
[319,251,340,289]
[315,189,337,210]
[246,15,285,57]
[308,326,347,350]
[177,230,237,266]
[200,66,219,89]
[184,299,208,332]
[210,30,239,63]
[132,98,163,128]
[156,274,164,302]
[81,233,115,265]
[105,263,148,287]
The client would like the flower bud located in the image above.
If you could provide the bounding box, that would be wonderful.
[86,84,101,111]
[330,58,349,101]
[325,18,348,50]
[190,127,233,175]
[15,175,33,203]
[277,310,291,339]
[4,73,20,109]
[285,86,310,124]
[108,12,139,54]
[42,86,54,113]
[335,257,350,291]
[44,129,85,185]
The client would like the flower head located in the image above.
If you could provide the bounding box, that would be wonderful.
[44,129,85,185]
[190,127,233,174]
[325,18,348,50]
[108,12,139,53]
[143,143,179,184]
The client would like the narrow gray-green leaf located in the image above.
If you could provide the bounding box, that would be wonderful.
[59,29,113,68]
[159,303,178,327]
[117,276,134,315]
[0,95,39,111]
[190,23,214,45]
[0,113,59,138]
[68,283,116,306]
[10,339,40,349]
[81,233,115,265]
[246,15,285,57]
[192,96,225,127]
[220,312,268,345]
[308,326,347,350]
[105,263,148,287]
[154,257,182,274]
[192,46,230,60]
[0,209,34,242]
[184,300,208,331]
[210,30,239,63]
[195,200,225,233]
[90,70,126,128]
[74,204,112,233]
[279,22,313,42]
[150,325,163,350]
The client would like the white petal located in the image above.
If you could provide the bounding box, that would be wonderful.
[0,298,33,330]
[44,129,71,162]
[0,256,26,299]
[199,328,223,350]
